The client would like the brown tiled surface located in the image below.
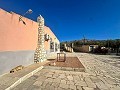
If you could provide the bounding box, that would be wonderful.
[44,57,85,68]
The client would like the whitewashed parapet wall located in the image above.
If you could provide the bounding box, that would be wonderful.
[34,15,47,62]
[64,43,73,53]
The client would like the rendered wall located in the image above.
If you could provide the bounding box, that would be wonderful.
[0,8,60,75]
[74,45,98,52]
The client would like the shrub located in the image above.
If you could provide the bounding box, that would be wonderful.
[94,46,108,54]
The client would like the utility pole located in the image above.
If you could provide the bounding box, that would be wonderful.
[83,35,85,45]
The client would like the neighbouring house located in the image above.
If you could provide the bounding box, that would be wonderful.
[74,45,98,52]
[0,8,60,76]
[64,44,74,52]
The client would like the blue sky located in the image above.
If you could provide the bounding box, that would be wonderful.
[0,0,120,41]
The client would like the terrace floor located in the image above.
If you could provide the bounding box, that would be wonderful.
[44,56,85,72]
[1,52,120,90]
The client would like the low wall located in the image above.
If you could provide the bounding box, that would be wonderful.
[0,50,61,76]
[73,46,89,52]
[0,50,35,76]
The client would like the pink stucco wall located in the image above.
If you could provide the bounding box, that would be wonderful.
[0,8,59,51]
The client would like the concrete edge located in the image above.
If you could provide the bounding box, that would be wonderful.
[0,72,9,78]
[43,66,85,72]
[5,66,43,90]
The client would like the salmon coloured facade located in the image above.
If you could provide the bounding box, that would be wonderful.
[0,8,60,76]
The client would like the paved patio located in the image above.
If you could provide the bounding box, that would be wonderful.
[1,52,120,90]
[12,53,120,90]
[76,53,120,90]
[13,69,99,90]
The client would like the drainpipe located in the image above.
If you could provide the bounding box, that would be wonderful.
[54,38,56,53]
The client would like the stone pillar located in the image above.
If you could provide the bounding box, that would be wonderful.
[34,15,46,63]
